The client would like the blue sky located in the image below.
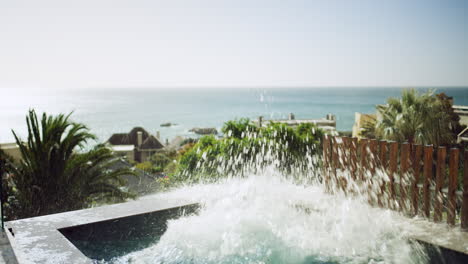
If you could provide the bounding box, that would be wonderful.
[0,0,467,90]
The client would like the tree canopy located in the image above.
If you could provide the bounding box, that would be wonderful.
[368,89,458,146]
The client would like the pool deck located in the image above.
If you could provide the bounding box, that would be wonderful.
[5,197,197,264]
[4,197,468,263]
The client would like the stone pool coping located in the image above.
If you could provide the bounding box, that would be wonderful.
[5,198,197,264]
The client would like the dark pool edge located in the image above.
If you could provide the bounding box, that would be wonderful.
[5,198,200,263]
[406,220,468,256]
[59,204,200,261]
[0,229,18,264]
[411,238,468,264]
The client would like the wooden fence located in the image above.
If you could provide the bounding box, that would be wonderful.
[322,136,468,230]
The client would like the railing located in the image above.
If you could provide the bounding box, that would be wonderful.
[322,136,468,230]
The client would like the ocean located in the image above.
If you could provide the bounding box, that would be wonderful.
[2,87,468,144]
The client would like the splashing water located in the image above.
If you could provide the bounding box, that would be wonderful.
[112,167,429,264]
[108,130,431,264]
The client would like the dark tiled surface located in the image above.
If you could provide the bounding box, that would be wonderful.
[0,230,18,264]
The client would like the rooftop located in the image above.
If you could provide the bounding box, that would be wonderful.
[0,143,19,149]
[109,145,134,152]
[108,127,164,150]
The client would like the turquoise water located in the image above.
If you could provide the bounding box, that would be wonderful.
[60,205,200,262]
[110,175,430,264]
[2,87,467,143]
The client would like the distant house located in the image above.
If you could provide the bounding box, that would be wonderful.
[166,136,187,151]
[352,113,376,138]
[450,104,468,144]
[107,127,165,162]
[0,142,22,162]
[458,127,468,144]
[252,113,336,132]
[453,105,468,127]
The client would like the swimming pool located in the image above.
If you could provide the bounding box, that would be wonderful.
[59,175,445,264]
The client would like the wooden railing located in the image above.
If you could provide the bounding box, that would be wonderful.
[322,136,468,230]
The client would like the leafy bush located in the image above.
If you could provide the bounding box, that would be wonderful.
[135,161,154,172]
[221,118,258,138]
[173,119,323,184]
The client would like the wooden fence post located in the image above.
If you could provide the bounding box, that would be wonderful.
[412,144,423,216]
[337,137,342,174]
[389,142,398,209]
[461,150,468,230]
[423,145,433,218]
[367,140,377,204]
[448,148,459,225]
[360,139,369,182]
[331,137,339,191]
[341,137,349,169]
[378,140,387,208]
[327,136,333,189]
[341,137,350,192]
[350,138,358,181]
[400,143,410,213]
[369,140,378,176]
[379,141,388,168]
[434,146,446,222]
[322,136,330,191]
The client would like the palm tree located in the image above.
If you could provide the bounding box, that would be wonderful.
[375,89,453,146]
[359,115,377,139]
[9,110,135,218]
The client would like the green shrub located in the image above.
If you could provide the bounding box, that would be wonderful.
[174,120,323,184]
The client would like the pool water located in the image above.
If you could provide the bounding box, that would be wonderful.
[59,205,199,262]
[82,173,432,264]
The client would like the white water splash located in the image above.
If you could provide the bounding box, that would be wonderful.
[115,169,428,264]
